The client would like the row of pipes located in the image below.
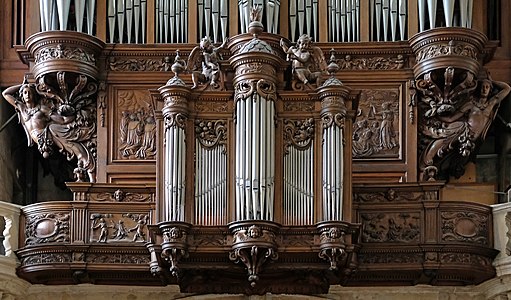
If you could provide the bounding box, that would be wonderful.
[283,145,314,225]
[37,0,475,44]
[322,124,344,221]
[163,125,186,222]
[194,144,227,226]
[235,94,275,221]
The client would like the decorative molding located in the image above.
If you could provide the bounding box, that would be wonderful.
[336,54,405,70]
[283,118,314,154]
[441,211,489,245]
[195,119,227,150]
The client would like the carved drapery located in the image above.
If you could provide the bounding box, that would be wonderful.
[410,28,511,181]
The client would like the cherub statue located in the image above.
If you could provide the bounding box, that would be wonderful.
[280,34,327,88]
[187,36,229,89]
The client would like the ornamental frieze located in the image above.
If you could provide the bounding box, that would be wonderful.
[283,101,315,112]
[35,44,96,64]
[86,253,150,264]
[359,252,423,264]
[336,54,406,70]
[440,252,492,266]
[107,56,167,71]
[415,41,478,63]
[22,253,72,266]
[195,101,229,112]
[354,189,423,203]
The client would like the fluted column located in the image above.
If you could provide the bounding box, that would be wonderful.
[317,78,350,222]
[230,38,281,222]
[158,77,190,222]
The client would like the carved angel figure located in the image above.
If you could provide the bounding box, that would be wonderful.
[419,77,511,180]
[187,36,228,89]
[2,78,97,182]
[280,34,327,88]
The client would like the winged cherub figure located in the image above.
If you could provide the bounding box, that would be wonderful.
[280,34,327,88]
[187,36,229,89]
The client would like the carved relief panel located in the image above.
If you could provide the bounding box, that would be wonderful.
[89,212,150,243]
[353,88,401,159]
[115,89,157,161]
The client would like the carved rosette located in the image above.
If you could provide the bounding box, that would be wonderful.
[316,221,361,275]
[228,221,281,287]
[146,222,191,278]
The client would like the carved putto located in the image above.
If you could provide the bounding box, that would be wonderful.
[187,36,229,90]
[416,72,511,180]
[280,34,327,90]
[2,74,98,182]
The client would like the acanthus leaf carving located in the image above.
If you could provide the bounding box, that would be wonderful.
[195,119,227,151]
[283,118,314,155]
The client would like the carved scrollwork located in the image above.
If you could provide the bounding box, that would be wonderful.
[195,101,228,112]
[283,118,314,155]
[165,113,187,130]
[235,80,256,101]
[157,222,192,277]
[35,44,96,64]
[256,79,277,101]
[22,253,72,266]
[195,119,227,151]
[25,213,70,245]
[229,222,280,286]
[441,211,488,245]
[322,112,345,130]
[283,101,315,112]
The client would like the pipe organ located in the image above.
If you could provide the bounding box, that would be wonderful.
[6,0,506,296]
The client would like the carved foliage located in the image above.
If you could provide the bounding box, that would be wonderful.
[86,253,150,264]
[359,251,423,264]
[283,118,314,154]
[195,101,228,112]
[117,90,156,160]
[441,211,488,245]
[25,213,70,245]
[107,56,167,71]
[337,54,406,70]
[415,41,478,63]
[195,119,227,150]
[35,44,96,64]
[361,212,420,243]
[353,89,400,158]
[89,213,149,243]
[283,101,315,112]
[22,253,72,266]
[354,189,423,203]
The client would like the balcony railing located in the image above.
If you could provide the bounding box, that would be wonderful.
[0,201,21,259]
